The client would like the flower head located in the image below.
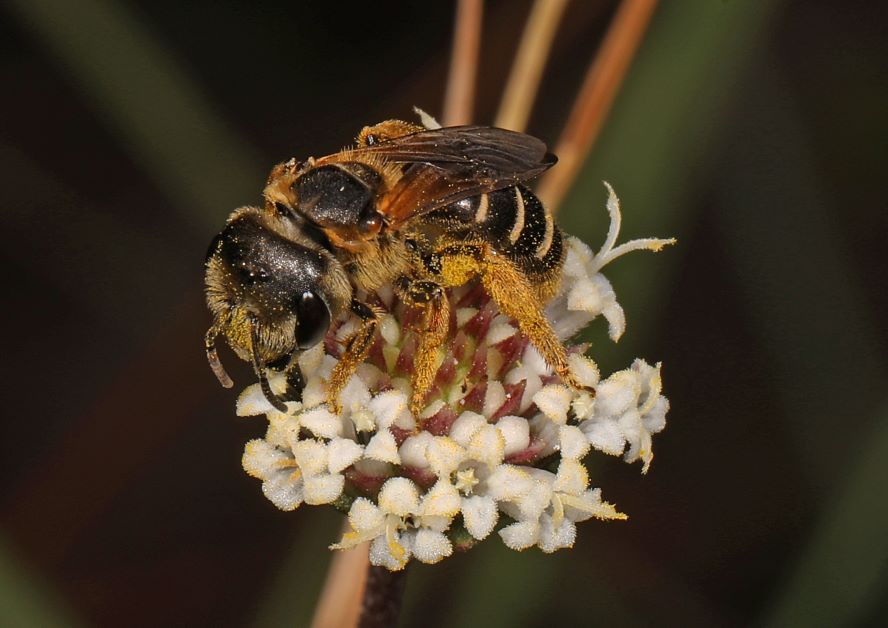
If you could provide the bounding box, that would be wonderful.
[237,184,674,569]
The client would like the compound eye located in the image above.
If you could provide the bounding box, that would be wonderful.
[294,291,330,349]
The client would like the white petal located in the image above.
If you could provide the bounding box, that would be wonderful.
[275,416,304,451]
[426,437,466,477]
[643,396,669,435]
[554,459,589,495]
[379,314,400,345]
[399,432,434,468]
[537,513,576,553]
[486,320,517,344]
[419,514,454,534]
[499,520,540,551]
[303,473,345,505]
[236,384,275,416]
[421,479,461,517]
[364,430,401,465]
[420,399,446,419]
[461,495,498,540]
[618,408,643,445]
[300,377,328,409]
[559,425,591,460]
[533,385,573,425]
[300,406,343,439]
[378,477,420,516]
[519,469,556,519]
[580,417,626,456]
[415,106,442,130]
[242,439,288,479]
[369,533,408,571]
[529,415,560,459]
[571,391,596,421]
[326,438,364,473]
[562,236,594,279]
[291,439,329,475]
[467,424,506,468]
[411,529,453,564]
[262,473,303,511]
[338,375,372,414]
[483,381,507,418]
[596,371,640,417]
[567,277,605,313]
[368,390,409,429]
[456,307,478,327]
[497,416,530,456]
[297,343,324,374]
[486,465,535,502]
[602,300,626,342]
[449,412,486,447]
[348,497,385,533]
[568,353,600,388]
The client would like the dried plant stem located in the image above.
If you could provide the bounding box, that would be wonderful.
[494,0,569,131]
[537,0,659,212]
[358,565,409,628]
[309,535,369,628]
[442,0,484,126]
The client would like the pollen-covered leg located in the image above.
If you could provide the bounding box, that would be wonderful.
[327,300,380,413]
[396,278,451,414]
[431,242,585,393]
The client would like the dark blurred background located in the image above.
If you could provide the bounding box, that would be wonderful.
[1,1,886,626]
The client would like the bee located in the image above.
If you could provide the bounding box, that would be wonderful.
[205,118,585,414]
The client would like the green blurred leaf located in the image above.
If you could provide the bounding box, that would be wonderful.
[5,0,264,235]
[0,536,84,628]
[761,399,888,628]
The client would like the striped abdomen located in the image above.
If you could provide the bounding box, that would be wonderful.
[430,184,564,282]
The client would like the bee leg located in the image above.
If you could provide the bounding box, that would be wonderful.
[267,354,305,402]
[395,277,451,414]
[248,316,288,413]
[327,300,379,414]
[432,243,584,392]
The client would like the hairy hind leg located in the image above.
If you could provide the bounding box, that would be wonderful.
[395,277,451,415]
[429,242,583,391]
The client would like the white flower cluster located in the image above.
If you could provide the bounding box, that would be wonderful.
[238,184,673,570]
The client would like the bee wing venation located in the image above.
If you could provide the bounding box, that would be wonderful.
[357,125,555,174]
[354,126,556,227]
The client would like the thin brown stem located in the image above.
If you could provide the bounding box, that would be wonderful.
[537,0,659,212]
[309,532,369,628]
[494,0,569,131]
[358,565,409,628]
[442,0,484,126]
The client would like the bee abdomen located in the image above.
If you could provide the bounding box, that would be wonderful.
[434,185,563,277]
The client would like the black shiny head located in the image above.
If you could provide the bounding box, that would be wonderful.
[210,212,335,352]
[205,211,344,411]
[217,216,328,322]
[292,162,383,233]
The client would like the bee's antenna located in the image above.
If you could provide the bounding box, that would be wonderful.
[249,317,288,413]
[206,326,234,388]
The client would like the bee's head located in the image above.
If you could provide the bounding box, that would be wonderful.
[204,209,347,408]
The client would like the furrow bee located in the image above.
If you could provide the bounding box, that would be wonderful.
[205,117,585,414]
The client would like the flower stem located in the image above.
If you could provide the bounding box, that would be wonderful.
[357,565,409,628]
[309,540,369,628]
[537,0,659,213]
[442,0,483,126]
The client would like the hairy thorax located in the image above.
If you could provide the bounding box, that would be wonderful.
[340,233,414,293]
